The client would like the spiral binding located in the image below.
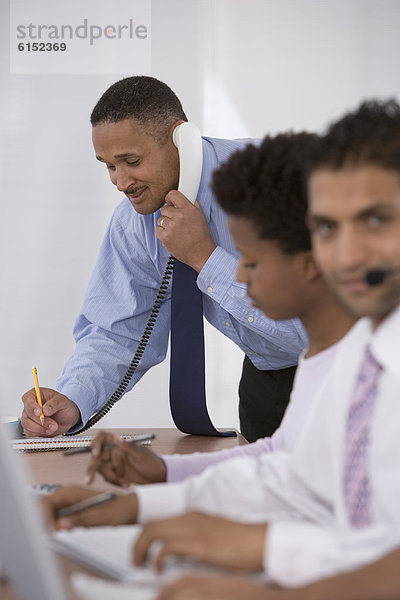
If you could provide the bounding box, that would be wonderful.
[65,255,175,435]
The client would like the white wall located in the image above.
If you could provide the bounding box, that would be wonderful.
[1,0,400,428]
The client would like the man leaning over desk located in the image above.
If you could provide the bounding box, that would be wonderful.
[20,75,306,442]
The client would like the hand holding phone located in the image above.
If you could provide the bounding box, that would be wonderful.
[156,122,216,271]
[157,190,217,272]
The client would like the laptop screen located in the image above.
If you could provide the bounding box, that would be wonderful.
[0,420,67,600]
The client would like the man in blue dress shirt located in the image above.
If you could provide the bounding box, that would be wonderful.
[20,76,306,440]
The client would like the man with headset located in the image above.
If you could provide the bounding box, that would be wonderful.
[20,76,306,440]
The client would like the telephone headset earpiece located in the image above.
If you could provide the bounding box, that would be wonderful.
[364,268,400,285]
[65,122,203,435]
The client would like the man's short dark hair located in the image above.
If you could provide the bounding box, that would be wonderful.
[212,132,318,254]
[90,76,187,145]
[310,99,400,173]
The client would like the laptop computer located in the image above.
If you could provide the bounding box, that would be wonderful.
[0,418,67,600]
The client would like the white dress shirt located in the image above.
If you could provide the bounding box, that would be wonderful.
[135,304,400,587]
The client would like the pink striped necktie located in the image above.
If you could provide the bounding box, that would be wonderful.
[343,347,382,528]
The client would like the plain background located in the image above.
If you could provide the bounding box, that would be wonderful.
[1,0,400,429]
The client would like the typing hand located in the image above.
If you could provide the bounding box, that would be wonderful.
[21,387,80,437]
[86,431,167,487]
[156,575,276,600]
[42,485,138,531]
[134,512,267,572]
[156,191,216,272]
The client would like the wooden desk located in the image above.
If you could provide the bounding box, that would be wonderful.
[3,428,247,600]
[25,428,247,487]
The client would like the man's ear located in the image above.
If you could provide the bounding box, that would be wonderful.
[303,251,320,282]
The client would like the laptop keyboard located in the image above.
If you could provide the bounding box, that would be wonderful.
[53,524,220,585]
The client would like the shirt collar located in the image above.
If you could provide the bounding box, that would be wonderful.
[369,303,400,375]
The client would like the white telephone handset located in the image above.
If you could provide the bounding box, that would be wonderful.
[172,122,203,204]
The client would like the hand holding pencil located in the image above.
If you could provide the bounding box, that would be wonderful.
[86,430,167,487]
[42,485,139,530]
[21,380,81,437]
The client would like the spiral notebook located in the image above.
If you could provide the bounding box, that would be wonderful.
[12,433,150,452]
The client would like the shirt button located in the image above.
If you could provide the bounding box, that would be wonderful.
[225,322,230,327]
[248,316,254,323]
[207,286,213,293]
[248,351,253,355]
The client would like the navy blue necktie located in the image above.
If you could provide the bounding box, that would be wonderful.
[169,258,236,437]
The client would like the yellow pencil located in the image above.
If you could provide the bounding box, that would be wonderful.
[32,366,45,426]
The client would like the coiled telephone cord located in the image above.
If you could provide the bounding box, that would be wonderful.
[64,255,175,435]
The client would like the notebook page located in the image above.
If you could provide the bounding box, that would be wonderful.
[12,433,150,452]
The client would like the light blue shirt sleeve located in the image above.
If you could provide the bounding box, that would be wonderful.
[56,137,307,428]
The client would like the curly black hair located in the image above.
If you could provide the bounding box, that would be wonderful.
[90,76,187,145]
[212,132,318,254]
[310,99,400,172]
